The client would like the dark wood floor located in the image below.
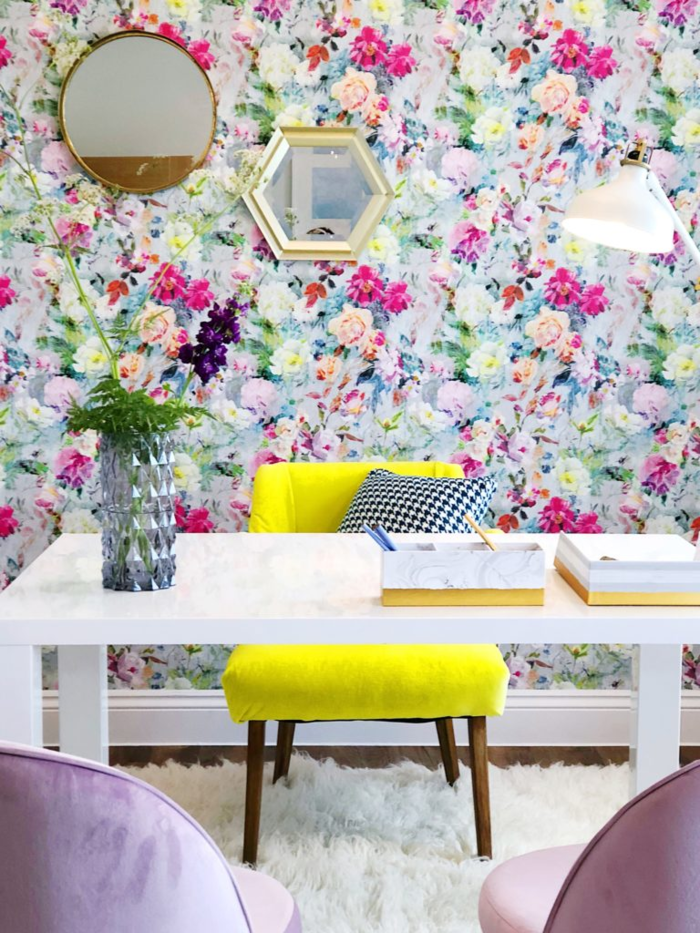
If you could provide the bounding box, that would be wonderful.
[109,745,700,769]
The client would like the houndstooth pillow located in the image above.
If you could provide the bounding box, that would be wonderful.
[337,469,496,534]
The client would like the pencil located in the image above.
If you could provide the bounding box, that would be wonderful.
[464,513,497,551]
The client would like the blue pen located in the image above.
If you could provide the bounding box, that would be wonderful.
[362,524,390,551]
[374,525,397,551]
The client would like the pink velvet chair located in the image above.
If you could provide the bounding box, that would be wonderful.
[479,760,700,933]
[0,743,300,933]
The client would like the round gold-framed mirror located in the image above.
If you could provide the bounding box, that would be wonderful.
[59,31,216,194]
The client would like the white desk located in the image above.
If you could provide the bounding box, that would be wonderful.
[0,532,695,795]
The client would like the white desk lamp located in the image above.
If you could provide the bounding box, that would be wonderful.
[562,142,700,267]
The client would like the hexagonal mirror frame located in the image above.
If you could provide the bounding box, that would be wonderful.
[243,127,394,262]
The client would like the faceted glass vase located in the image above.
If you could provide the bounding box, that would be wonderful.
[100,432,177,591]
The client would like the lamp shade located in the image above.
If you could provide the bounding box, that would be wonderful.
[562,164,674,253]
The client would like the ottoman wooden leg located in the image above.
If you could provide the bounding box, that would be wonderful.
[435,717,460,786]
[468,716,492,859]
[243,720,266,866]
[273,721,296,784]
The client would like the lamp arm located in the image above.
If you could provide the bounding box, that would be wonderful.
[646,170,700,270]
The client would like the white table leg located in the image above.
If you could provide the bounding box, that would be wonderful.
[0,646,43,746]
[630,643,681,797]
[58,646,109,763]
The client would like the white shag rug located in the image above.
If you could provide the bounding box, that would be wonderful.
[125,756,628,933]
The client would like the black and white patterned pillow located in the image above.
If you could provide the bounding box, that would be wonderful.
[337,469,496,534]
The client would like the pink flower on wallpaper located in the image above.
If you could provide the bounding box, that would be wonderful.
[574,512,603,533]
[507,431,536,463]
[682,651,700,687]
[656,0,698,25]
[54,217,92,252]
[0,275,16,309]
[586,46,617,79]
[579,283,609,316]
[0,505,19,538]
[188,39,215,70]
[362,93,389,126]
[437,381,476,421]
[157,23,186,46]
[44,375,80,410]
[0,35,13,69]
[312,428,341,460]
[385,44,416,78]
[53,447,94,489]
[350,27,388,68]
[240,378,279,418]
[453,0,496,24]
[148,386,172,404]
[49,0,87,13]
[551,30,589,72]
[184,278,214,311]
[184,507,215,533]
[110,651,147,688]
[150,263,187,304]
[249,448,286,477]
[448,222,489,263]
[538,497,577,533]
[175,498,188,531]
[640,454,680,495]
[347,266,385,305]
[633,383,670,422]
[361,329,386,361]
[452,453,487,478]
[382,281,412,313]
[32,117,57,138]
[544,268,582,308]
[341,388,368,416]
[166,327,190,359]
[649,149,678,187]
[511,199,541,237]
[40,141,75,180]
[251,225,276,261]
[441,148,479,189]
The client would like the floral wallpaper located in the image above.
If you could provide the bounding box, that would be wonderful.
[1,0,700,693]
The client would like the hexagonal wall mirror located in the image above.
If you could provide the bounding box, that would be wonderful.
[243,127,393,262]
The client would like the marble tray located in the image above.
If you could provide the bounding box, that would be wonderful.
[381,541,545,606]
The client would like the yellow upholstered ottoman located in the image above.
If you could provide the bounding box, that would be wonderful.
[223,644,507,723]
[223,642,508,866]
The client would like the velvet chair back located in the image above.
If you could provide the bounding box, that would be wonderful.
[545,760,700,932]
[0,743,252,933]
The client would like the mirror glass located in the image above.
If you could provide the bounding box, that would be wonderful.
[60,32,215,193]
[267,146,373,242]
[244,127,394,261]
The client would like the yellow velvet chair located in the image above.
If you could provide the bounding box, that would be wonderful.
[222,461,509,865]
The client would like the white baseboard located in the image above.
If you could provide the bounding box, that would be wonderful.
[41,689,700,747]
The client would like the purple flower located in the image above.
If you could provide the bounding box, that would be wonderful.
[53,447,94,489]
[49,0,88,13]
[253,0,292,20]
[453,0,496,24]
[448,222,490,263]
[640,454,680,496]
[178,296,247,383]
[656,0,697,26]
